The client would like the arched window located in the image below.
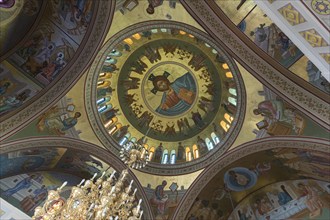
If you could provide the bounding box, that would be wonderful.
[151,29,158,33]
[222,63,229,69]
[97,80,110,88]
[162,149,169,164]
[97,97,106,105]
[124,38,133,45]
[160,28,167,33]
[105,56,117,64]
[99,72,106,77]
[119,133,131,146]
[192,145,199,159]
[179,30,186,35]
[220,120,230,132]
[108,123,121,135]
[224,113,234,124]
[97,80,105,86]
[148,147,155,161]
[132,33,141,40]
[109,49,122,57]
[225,72,233,78]
[228,97,237,106]
[186,147,192,161]
[211,132,220,145]
[104,116,117,128]
[229,88,237,96]
[98,105,108,113]
[170,150,176,164]
[130,137,137,143]
[205,138,214,150]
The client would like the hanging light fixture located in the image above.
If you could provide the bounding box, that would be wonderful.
[32,169,143,220]
[120,141,149,169]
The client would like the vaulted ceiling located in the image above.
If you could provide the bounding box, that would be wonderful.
[0,1,329,219]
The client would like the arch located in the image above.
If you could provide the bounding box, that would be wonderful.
[224,113,233,124]
[205,137,214,150]
[105,56,117,64]
[220,120,229,132]
[192,145,199,159]
[148,147,155,161]
[180,0,329,130]
[222,63,229,69]
[132,33,141,40]
[172,137,330,220]
[97,105,108,113]
[211,132,220,145]
[104,116,117,128]
[226,71,233,78]
[123,38,133,45]
[162,149,169,164]
[0,137,153,219]
[118,133,131,146]
[228,97,237,106]
[229,88,237,96]
[0,1,117,141]
[170,150,176,164]
[97,80,111,88]
[185,147,192,161]
[108,123,121,135]
[96,97,106,105]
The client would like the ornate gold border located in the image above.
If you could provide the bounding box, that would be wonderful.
[84,20,247,176]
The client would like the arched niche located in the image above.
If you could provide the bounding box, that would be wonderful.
[172,136,329,220]
[0,136,153,219]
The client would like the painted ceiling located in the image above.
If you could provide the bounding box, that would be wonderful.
[0,0,329,220]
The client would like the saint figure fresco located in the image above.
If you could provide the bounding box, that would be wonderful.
[149,71,196,116]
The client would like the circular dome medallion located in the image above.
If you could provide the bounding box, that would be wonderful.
[142,61,198,118]
[86,21,246,175]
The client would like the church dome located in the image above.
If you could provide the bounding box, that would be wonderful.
[86,21,246,175]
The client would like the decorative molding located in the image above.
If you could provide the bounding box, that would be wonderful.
[254,0,330,81]
[299,28,329,47]
[85,20,247,176]
[179,0,330,130]
[0,137,154,220]
[278,3,306,26]
[320,53,330,63]
[0,0,116,141]
[311,0,330,15]
[171,136,330,220]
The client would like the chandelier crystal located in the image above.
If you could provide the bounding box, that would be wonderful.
[120,141,149,169]
[32,169,143,220]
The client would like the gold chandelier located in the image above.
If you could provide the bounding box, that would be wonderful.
[32,169,143,220]
[120,141,149,169]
